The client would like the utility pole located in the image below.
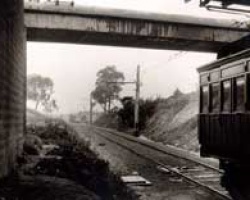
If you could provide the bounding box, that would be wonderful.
[89,92,93,125]
[95,65,141,136]
[134,65,140,136]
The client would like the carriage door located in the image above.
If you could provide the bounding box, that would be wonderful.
[222,80,231,113]
[201,85,209,113]
[234,76,246,153]
[220,80,232,151]
[210,82,220,147]
[199,83,209,145]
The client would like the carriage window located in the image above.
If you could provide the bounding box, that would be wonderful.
[211,83,220,113]
[222,80,231,112]
[234,77,245,112]
[201,85,209,113]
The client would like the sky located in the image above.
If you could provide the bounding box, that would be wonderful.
[27,0,247,114]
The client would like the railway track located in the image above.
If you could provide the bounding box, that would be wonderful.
[90,126,231,200]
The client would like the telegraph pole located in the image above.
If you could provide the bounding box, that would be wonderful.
[134,65,140,136]
[95,65,141,136]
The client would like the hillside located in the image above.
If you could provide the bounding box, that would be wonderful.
[143,91,199,152]
[94,91,200,152]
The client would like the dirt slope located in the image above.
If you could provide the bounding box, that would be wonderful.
[143,91,199,152]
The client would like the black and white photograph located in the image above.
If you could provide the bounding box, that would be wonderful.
[0,0,250,199]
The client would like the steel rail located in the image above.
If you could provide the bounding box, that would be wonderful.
[94,126,221,173]
[90,126,231,200]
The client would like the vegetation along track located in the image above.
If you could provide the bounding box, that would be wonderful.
[90,125,231,200]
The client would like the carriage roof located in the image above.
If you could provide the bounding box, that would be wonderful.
[197,49,250,73]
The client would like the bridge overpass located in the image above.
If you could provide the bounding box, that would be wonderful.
[24,1,250,52]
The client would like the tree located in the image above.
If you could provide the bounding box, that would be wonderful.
[27,74,56,110]
[118,97,134,129]
[92,66,125,113]
[117,97,158,131]
[173,88,183,97]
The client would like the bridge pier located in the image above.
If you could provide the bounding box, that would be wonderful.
[0,0,26,178]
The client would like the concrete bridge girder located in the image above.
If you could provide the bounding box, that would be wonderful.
[24,4,250,52]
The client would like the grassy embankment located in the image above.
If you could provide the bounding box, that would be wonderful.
[95,91,199,152]
[0,109,137,200]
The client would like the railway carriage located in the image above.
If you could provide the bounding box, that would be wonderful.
[198,49,250,166]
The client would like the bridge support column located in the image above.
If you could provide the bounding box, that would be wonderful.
[0,0,26,178]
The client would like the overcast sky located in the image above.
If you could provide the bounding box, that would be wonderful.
[27,0,246,114]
